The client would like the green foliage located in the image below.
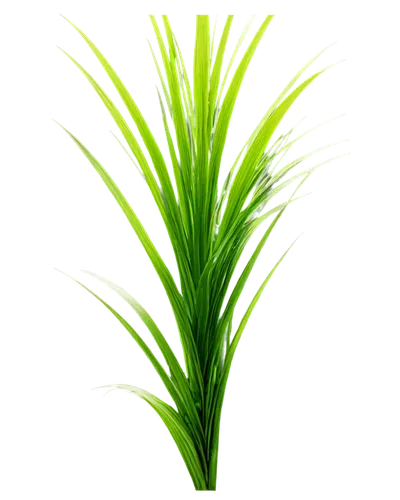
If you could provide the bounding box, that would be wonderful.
[56,15,345,490]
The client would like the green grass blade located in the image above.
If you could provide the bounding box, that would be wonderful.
[147,12,192,237]
[61,16,179,219]
[82,270,205,447]
[193,8,276,386]
[56,270,181,407]
[58,29,194,298]
[230,235,301,359]
[145,37,177,189]
[98,384,208,490]
[57,48,169,217]
[192,16,211,280]
[218,15,257,108]
[208,16,274,218]
[83,271,186,377]
[147,13,195,328]
[220,148,349,335]
[53,266,209,474]
[54,123,196,348]
[208,234,301,489]
[208,15,234,148]
[56,123,177,294]
[58,43,195,305]
[57,123,206,404]
[216,65,333,243]
[215,42,344,248]
[210,212,282,367]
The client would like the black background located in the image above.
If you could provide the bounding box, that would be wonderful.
[38,2,365,498]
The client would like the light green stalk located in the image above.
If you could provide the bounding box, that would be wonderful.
[56,15,345,490]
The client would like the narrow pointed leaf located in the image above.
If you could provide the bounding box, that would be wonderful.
[98,384,208,490]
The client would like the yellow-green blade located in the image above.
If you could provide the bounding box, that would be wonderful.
[61,16,178,217]
[54,122,192,336]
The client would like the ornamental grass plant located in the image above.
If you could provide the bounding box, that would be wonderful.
[56,14,345,491]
